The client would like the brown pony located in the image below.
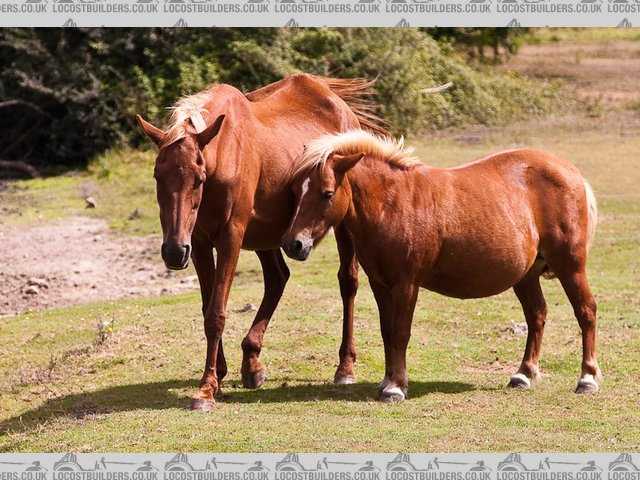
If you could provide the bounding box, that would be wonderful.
[282,130,601,402]
[136,74,387,411]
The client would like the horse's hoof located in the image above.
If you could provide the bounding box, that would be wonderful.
[189,398,216,412]
[242,368,267,389]
[334,373,356,385]
[575,375,599,394]
[377,386,407,403]
[507,373,532,390]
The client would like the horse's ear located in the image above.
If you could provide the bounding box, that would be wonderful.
[196,114,225,150]
[136,114,165,147]
[330,152,365,175]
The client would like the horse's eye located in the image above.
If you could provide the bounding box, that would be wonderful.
[323,191,334,200]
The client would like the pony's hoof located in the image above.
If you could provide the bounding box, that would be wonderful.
[334,373,356,385]
[189,397,215,412]
[575,375,599,394]
[507,373,531,390]
[242,368,267,389]
[377,386,407,403]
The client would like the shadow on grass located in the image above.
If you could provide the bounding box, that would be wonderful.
[0,378,480,441]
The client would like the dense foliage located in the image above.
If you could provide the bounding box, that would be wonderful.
[0,28,561,170]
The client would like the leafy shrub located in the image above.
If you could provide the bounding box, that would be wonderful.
[0,28,563,170]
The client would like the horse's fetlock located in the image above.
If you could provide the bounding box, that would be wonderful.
[241,336,261,355]
[339,345,356,362]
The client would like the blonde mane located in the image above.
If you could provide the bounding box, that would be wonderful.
[292,129,421,179]
[160,88,216,148]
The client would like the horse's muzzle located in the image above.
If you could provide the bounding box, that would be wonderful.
[281,237,312,261]
[161,242,191,270]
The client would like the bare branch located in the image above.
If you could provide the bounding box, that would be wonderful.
[0,160,41,178]
[0,100,53,118]
[420,82,454,94]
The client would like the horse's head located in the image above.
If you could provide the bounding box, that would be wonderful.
[136,113,225,270]
[282,151,364,261]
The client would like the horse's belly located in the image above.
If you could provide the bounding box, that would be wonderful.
[421,272,518,299]
[422,246,536,299]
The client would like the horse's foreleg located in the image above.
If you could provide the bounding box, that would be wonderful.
[190,226,245,412]
[334,223,359,385]
[377,282,419,403]
[190,237,227,398]
[240,249,290,389]
[369,279,394,395]
[509,272,547,390]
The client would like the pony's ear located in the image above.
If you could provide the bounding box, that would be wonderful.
[330,152,365,175]
[196,114,225,150]
[136,114,165,147]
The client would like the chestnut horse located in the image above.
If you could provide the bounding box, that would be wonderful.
[136,74,387,411]
[282,130,601,402]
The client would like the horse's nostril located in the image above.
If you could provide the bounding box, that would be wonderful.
[293,240,303,254]
[161,242,190,269]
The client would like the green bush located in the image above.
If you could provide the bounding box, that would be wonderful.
[226,28,564,135]
[0,28,563,169]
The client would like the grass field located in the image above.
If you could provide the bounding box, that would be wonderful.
[1,39,640,452]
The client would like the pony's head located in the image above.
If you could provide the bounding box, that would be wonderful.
[282,129,418,261]
[137,113,225,270]
[282,149,364,261]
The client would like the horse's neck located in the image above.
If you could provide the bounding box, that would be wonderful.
[202,90,254,177]
[345,160,434,230]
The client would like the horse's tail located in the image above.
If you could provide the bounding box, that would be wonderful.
[583,178,598,251]
[322,77,391,138]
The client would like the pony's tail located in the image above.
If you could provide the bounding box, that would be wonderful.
[584,178,598,251]
[322,77,391,138]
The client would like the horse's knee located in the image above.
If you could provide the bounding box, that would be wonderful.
[203,310,226,339]
[338,266,358,298]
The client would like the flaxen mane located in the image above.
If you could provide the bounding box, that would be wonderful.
[160,88,216,148]
[292,129,421,179]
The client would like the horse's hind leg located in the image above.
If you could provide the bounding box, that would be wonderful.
[334,223,359,385]
[554,268,601,393]
[543,240,601,393]
[508,268,547,390]
[240,249,290,389]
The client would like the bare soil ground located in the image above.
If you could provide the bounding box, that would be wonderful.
[0,216,196,317]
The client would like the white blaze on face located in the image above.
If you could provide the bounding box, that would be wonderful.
[291,176,311,226]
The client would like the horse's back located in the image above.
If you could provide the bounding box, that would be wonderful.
[246,74,358,128]
[446,149,586,210]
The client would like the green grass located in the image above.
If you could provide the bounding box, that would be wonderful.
[1,112,639,452]
[0,148,158,236]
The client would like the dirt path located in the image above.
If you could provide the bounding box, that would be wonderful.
[0,216,197,317]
